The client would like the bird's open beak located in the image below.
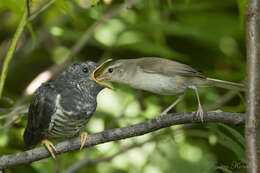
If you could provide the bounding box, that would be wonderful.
[95,75,109,81]
[92,59,115,90]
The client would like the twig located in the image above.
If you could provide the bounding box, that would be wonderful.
[0,108,10,113]
[207,89,241,110]
[0,105,28,132]
[0,96,15,105]
[26,0,31,17]
[0,114,26,131]
[28,0,57,21]
[0,105,28,120]
[0,111,245,169]
[245,0,260,172]
[0,8,28,99]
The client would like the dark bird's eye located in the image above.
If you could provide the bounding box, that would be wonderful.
[82,67,89,73]
[108,68,113,73]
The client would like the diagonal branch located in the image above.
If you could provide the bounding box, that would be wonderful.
[0,111,244,170]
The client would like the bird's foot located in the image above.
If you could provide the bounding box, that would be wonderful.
[155,114,165,121]
[196,105,204,122]
[42,139,57,159]
[155,110,168,120]
[159,110,168,117]
[80,132,88,150]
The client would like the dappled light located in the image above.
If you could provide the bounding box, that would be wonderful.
[0,0,248,172]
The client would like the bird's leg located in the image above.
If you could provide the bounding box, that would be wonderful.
[191,86,204,122]
[161,94,185,115]
[156,94,185,120]
[79,132,88,150]
[42,139,57,159]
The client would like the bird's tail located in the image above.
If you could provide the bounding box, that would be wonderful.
[205,77,245,91]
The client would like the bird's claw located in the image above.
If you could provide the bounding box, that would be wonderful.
[155,114,164,121]
[42,139,57,159]
[80,132,88,150]
[196,105,204,122]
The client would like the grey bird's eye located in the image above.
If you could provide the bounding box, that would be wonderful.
[108,68,113,73]
[82,67,89,73]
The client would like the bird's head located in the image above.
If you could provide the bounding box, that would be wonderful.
[94,59,129,84]
[66,61,98,80]
[57,61,103,88]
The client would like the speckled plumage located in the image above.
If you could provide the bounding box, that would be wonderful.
[23,61,103,148]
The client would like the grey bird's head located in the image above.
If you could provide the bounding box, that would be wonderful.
[96,60,132,83]
[57,61,104,91]
[95,59,136,84]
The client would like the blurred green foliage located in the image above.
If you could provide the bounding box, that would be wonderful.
[0,0,246,172]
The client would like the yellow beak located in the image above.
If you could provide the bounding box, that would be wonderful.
[92,59,115,90]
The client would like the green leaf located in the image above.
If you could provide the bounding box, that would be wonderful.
[237,0,248,27]
[55,0,74,17]
[185,0,190,4]
[26,22,36,45]
[0,8,27,98]
[132,17,240,46]
[90,0,100,5]
[119,41,187,60]
[218,124,245,147]
[216,129,246,163]
[1,0,23,14]
[216,166,234,173]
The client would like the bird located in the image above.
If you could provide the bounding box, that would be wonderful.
[94,57,245,122]
[23,60,110,159]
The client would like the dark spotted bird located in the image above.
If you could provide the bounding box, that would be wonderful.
[24,60,110,159]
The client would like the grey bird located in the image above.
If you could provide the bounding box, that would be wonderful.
[94,57,245,121]
[23,61,108,159]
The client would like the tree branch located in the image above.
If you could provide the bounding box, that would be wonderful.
[0,111,244,170]
[206,89,241,110]
[245,0,260,172]
[63,135,157,173]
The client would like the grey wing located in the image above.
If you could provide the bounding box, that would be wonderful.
[137,57,205,78]
[23,83,57,148]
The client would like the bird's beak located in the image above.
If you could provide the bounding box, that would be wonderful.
[95,75,109,81]
[92,59,115,90]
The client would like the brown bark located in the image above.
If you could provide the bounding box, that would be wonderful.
[245,0,260,172]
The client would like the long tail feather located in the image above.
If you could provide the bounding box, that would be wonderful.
[206,78,245,91]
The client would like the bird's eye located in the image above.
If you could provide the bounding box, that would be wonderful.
[82,67,89,73]
[108,68,113,73]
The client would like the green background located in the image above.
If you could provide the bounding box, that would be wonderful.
[0,0,246,172]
